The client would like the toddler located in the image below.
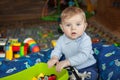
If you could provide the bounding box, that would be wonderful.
[47,6,98,80]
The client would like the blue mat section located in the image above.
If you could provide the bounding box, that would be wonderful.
[0,49,53,78]
[1,43,120,80]
[93,43,120,80]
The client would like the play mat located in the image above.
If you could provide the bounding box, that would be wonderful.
[0,44,120,80]
[0,20,120,49]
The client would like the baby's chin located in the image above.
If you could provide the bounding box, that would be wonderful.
[66,35,79,40]
[69,36,78,40]
[69,35,81,40]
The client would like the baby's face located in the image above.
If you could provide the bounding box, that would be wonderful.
[60,14,87,40]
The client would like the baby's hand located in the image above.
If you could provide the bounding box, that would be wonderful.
[56,60,70,72]
[47,56,59,68]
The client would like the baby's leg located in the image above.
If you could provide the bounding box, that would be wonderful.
[78,64,98,80]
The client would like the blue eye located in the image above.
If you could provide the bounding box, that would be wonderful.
[76,23,81,26]
[66,24,71,27]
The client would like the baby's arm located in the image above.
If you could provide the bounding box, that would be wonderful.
[56,59,70,72]
[47,37,63,68]
[47,56,59,68]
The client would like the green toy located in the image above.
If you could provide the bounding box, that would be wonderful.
[40,0,80,21]
[40,0,61,21]
[0,63,69,80]
[114,43,120,47]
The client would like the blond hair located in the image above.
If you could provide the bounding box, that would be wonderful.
[60,6,86,23]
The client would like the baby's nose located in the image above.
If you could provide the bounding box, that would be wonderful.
[71,26,76,30]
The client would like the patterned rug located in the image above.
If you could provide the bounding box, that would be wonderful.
[0,20,120,49]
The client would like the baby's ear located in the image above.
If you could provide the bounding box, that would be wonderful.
[59,24,63,31]
[84,22,88,30]
[85,22,88,29]
[85,22,88,27]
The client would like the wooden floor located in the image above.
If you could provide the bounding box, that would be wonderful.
[89,16,120,39]
[0,0,46,24]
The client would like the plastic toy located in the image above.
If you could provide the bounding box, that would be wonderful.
[5,42,28,60]
[37,29,54,49]
[41,0,60,21]
[69,0,75,6]
[67,66,91,80]
[34,73,57,80]
[51,40,57,47]
[24,38,40,53]
[38,73,45,77]
[41,0,80,21]
[85,0,94,13]
[4,38,39,60]
[48,74,57,80]
[114,43,120,47]
[8,38,19,44]
[0,38,8,57]
[92,38,100,43]
[0,63,69,80]
[0,38,8,46]
[73,0,79,7]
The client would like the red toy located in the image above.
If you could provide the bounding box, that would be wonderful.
[33,73,57,80]
[48,74,57,80]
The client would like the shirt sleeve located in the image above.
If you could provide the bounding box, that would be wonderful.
[50,36,63,60]
[68,34,94,66]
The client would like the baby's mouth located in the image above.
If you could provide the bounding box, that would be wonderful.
[71,32,76,35]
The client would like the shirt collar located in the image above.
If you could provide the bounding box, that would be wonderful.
[63,34,73,44]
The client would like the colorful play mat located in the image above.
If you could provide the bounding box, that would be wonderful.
[0,19,120,49]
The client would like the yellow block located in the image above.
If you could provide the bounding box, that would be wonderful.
[14,54,20,58]
[6,46,13,60]
[51,40,57,47]
[12,43,21,46]
[37,73,44,78]
[32,77,37,80]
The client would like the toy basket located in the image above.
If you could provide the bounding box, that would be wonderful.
[0,63,69,80]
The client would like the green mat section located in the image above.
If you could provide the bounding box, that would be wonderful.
[0,63,69,80]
